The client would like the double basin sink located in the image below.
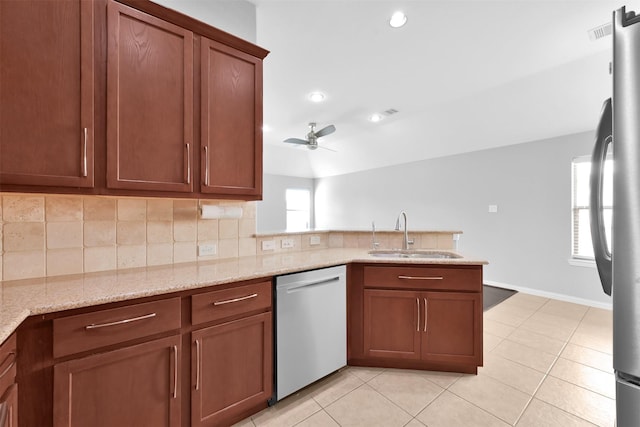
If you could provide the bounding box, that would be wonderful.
[368,249,462,259]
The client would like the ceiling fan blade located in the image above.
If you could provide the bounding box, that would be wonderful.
[314,124,336,138]
[318,145,337,152]
[283,138,309,145]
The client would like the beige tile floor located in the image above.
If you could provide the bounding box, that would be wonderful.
[236,292,614,427]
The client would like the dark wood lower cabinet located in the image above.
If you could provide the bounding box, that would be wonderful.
[0,384,18,427]
[0,333,18,427]
[364,289,421,360]
[352,263,483,374]
[191,312,273,427]
[53,335,181,427]
[422,291,482,365]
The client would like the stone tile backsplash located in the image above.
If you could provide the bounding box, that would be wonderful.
[0,194,256,281]
[0,193,457,282]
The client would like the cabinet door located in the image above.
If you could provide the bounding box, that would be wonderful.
[0,384,17,427]
[363,289,421,360]
[421,292,482,365]
[192,312,272,427]
[53,335,181,427]
[201,38,262,198]
[0,0,94,188]
[106,0,194,192]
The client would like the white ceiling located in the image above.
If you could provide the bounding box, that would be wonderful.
[251,0,629,178]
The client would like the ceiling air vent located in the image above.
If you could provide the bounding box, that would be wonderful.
[588,23,612,41]
[383,108,399,116]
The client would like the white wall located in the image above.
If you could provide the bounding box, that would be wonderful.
[315,131,611,307]
[152,0,256,43]
[257,174,315,232]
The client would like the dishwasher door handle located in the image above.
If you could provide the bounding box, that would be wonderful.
[281,276,341,293]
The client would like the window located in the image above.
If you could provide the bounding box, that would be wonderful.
[286,188,311,232]
[571,156,612,259]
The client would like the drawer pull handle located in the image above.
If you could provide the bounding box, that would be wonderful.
[195,339,201,391]
[398,275,444,281]
[84,312,157,330]
[213,293,258,306]
[416,298,420,332]
[0,352,16,379]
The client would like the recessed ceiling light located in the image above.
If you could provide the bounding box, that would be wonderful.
[308,91,326,103]
[369,113,384,123]
[389,11,407,28]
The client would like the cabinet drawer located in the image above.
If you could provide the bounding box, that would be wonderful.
[363,265,482,292]
[0,333,17,395]
[53,297,181,358]
[192,281,272,326]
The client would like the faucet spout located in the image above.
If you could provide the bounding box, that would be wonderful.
[395,211,413,250]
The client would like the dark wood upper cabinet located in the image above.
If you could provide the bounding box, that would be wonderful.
[1,0,267,199]
[106,1,194,192]
[0,0,95,188]
[201,38,263,198]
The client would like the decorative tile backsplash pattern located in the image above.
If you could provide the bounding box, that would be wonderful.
[0,194,256,281]
[0,193,456,281]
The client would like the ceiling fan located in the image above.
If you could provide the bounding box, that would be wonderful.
[283,122,336,151]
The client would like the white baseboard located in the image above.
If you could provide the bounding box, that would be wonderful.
[483,280,612,310]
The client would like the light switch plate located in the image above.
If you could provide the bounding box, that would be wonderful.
[488,205,498,213]
[281,238,294,249]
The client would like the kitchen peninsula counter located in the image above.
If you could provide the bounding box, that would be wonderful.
[0,248,487,344]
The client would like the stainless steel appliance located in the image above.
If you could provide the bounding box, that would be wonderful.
[274,265,346,401]
[590,7,640,426]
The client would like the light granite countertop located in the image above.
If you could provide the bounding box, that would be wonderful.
[0,248,487,344]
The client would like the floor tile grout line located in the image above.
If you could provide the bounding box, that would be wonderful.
[444,382,524,426]
[511,304,604,426]
[364,373,447,422]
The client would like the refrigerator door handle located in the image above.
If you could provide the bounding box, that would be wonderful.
[589,97,613,296]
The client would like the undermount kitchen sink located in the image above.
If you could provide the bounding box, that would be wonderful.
[368,250,462,259]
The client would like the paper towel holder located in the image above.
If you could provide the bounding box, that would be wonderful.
[199,203,243,219]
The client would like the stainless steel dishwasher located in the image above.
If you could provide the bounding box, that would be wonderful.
[274,264,346,401]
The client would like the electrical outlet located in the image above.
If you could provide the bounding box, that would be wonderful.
[198,243,217,257]
[262,240,276,251]
[281,238,294,249]
[309,235,321,246]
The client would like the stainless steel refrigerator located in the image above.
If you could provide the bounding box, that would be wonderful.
[590,6,640,426]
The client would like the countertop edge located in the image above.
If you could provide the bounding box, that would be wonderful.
[0,249,487,344]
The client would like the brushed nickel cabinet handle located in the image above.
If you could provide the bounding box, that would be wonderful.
[416,298,420,332]
[84,312,157,330]
[195,339,201,391]
[172,345,178,399]
[424,298,428,332]
[0,352,16,379]
[185,143,191,184]
[203,146,210,186]
[82,128,88,177]
[213,293,258,306]
[398,275,444,281]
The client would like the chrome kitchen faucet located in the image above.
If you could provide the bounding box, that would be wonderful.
[395,211,414,250]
